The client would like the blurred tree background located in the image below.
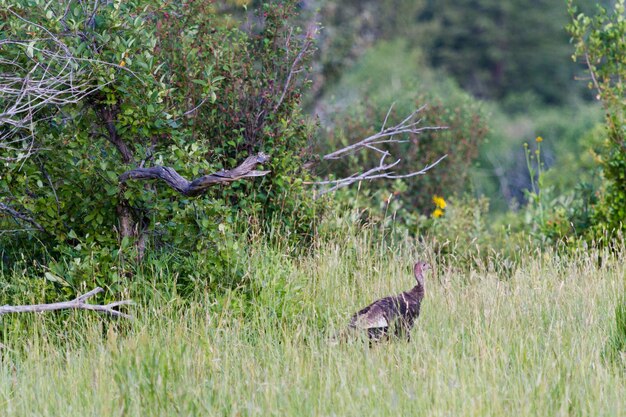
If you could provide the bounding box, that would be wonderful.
[312,0,614,215]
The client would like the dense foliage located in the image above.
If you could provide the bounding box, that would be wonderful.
[569,0,626,234]
[1,0,316,291]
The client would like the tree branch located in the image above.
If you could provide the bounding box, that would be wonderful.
[0,9,139,163]
[0,287,133,319]
[314,154,447,197]
[274,35,313,113]
[119,152,271,196]
[313,105,448,197]
[97,106,134,163]
[322,105,447,160]
[0,201,46,232]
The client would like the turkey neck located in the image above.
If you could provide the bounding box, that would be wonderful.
[408,277,425,300]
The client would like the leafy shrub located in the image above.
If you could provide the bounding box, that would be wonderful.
[420,195,524,274]
[0,0,317,292]
[568,0,626,234]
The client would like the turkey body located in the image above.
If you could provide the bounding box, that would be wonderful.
[348,285,424,341]
[346,261,428,342]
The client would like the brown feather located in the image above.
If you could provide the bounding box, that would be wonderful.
[343,261,429,343]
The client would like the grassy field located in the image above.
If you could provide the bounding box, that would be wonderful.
[1,229,625,416]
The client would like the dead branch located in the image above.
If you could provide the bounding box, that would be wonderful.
[0,8,139,162]
[119,152,271,196]
[0,19,103,162]
[322,104,447,161]
[274,34,314,113]
[0,287,133,319]
[314,105,448,198]
[315,154,447,197]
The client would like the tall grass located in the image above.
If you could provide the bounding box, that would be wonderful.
[1,226,624,416]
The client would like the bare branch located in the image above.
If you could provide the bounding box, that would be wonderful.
[381,102,395,132]
[0,287,133,319]
[313,105,448,198]
[274,36,313,113]
[314,154,447,198]
[323,106,447,161]
[0,9,133,162]
[183,95,213,116]
[119,152,271,196]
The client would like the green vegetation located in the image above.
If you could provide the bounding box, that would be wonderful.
[2,1,626,415]
[1,0,316,287]
[417,0,581,104]
[1,224,625,416]
[317,40,487,215]
[569,0,626,233]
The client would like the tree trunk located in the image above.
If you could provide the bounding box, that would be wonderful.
[116,194,135,242]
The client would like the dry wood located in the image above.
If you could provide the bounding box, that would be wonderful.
[0,9,142,162]
[322,105,445,161]
[119,152,271,196]
[0,287,133,319]
[313,104,448,197]
[315,154,447,197]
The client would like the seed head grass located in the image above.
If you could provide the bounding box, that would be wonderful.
[1,230,624,416]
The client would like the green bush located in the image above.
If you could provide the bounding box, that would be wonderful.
[316,40,487,217]
[568,0,626,234]
[418,195,530,274]
[0,0,317,292]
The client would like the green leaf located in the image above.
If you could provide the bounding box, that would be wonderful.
[44,272,70,286]
[26,41,35,58]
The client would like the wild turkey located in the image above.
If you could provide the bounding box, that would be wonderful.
[345,261,429,342]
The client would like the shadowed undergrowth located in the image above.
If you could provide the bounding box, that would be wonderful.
[1,229,625,416]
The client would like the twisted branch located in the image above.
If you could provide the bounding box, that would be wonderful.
[119,152,271,196]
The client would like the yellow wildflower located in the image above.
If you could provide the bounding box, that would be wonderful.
[432,195,447,209]
[536,136,543,143]
[433,208,444,218]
